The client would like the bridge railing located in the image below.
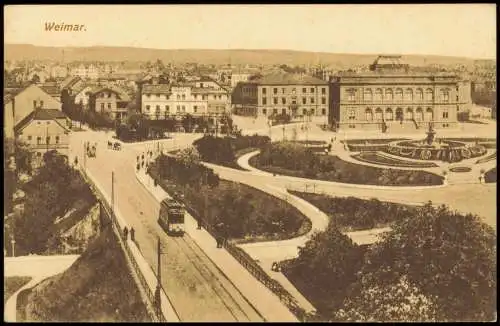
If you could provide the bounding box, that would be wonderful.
[79,168,169,322]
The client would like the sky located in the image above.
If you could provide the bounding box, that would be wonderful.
[4,4,497,59]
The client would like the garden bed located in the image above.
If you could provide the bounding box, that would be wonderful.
[484,167,497,183]
[345,138,409,145]
[251,147,444,186]
[449,166,472,173]
[352,152,438,168]
[289,191,417,231]
[476,152,496,164]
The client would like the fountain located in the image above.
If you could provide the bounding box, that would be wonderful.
[385,122,487,162]
[425,123,436,146]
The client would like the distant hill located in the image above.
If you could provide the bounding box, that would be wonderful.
[4,44,489,68]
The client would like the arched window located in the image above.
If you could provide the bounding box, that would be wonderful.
[364,89,373,102]
[440,88,450,102]
[416,88,423,101]
[365,108,373,121]
[405,108,414,120]
[405,89,413,102]
[386,108,394,120]
[346,89,356,101]
[395,88,403,101]
[375,89,383,102]
[385,89,393,101]
[425,89,433,102]
[416,107,424,121]
[426,107,433,121]
[395,108,404,121]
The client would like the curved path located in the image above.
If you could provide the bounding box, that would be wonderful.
[4,255,80,322]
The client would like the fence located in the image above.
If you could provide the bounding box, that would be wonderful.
[148,169,309,321]
[79,168,167,323]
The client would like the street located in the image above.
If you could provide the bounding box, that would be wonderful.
[69,131,263,322]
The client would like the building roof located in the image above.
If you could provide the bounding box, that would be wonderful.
[142,84,171,95]
[254,73,328,85]
[14,109,69,134]
[90,86,131,101]
[40,82,61,96]
[60,76,82,90]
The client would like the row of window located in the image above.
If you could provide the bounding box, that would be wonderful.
[100,103,113,110]
[347,107,450,121]
[261,108,327,115]
[144,94,225,101]
[144,105,205,113]
[262,97,327,105]
[262,87,327,95]
[346,88,452,102]
[27,135,61,144]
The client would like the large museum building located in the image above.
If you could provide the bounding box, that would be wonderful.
[329,55,472,131]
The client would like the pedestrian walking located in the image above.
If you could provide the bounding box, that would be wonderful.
[130,227,135,242]
[137,163,140,171]
[123,226,128,240]
[197,217,202,230]
[74,156,78,166]
[479,175,483,184]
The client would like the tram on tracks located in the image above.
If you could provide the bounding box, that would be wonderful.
[158,198,185,236]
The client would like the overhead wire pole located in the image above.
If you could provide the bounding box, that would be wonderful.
[155,236,162,317]
[111,171,115,218]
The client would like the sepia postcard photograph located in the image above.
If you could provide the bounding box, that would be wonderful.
[3,4,497,322]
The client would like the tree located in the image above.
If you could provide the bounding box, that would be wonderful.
[355,203,496,321]
[283,222,366,314]
[334,275,438,322]
[176,146,201,166]
[31,74,40,84]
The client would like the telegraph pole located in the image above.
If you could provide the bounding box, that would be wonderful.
[155,237,162,316]
[111,171,115,216]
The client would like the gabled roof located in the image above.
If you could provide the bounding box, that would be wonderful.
[90,86,131,102]
[14,109,69,134]
[60,76,82,90]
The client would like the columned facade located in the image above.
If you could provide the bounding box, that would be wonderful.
[329,56,469,131]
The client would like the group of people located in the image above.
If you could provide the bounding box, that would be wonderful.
[123,226,136,241]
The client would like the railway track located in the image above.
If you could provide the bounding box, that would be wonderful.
[169,235,263,322]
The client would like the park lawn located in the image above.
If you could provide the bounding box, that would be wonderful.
[149,164,311,243]
[250,154,444,186]
[289,191,418,232]
[4,276,32,305]
[16,225,150,322]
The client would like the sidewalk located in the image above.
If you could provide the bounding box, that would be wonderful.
[135,170,298,322]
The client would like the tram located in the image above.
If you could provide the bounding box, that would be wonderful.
[158,198,185,236]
